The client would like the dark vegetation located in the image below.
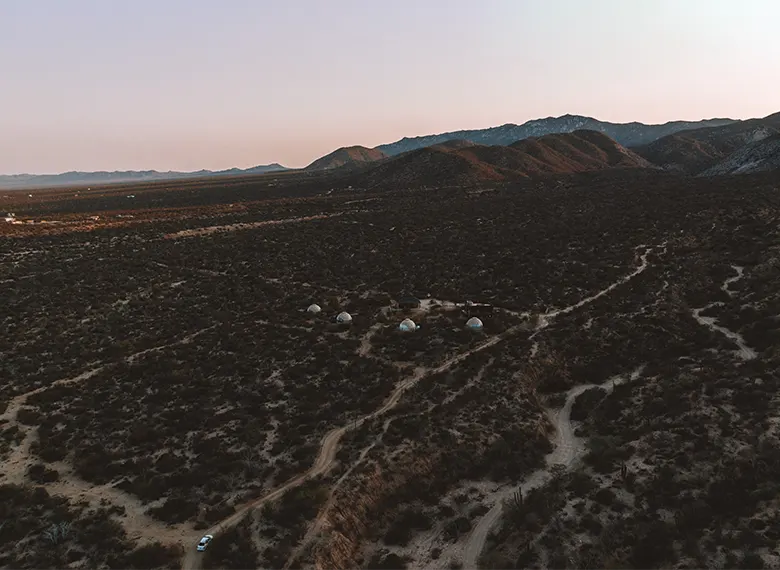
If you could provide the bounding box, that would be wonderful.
[3,165,780,568]
[632,115,780,174]
[351,130,651,190]
[0,484,180,569]
[200,479,329,569]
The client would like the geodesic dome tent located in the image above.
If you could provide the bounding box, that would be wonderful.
[398,318,418,332]
[466,316,483,329]
[336,311,353,324]
[307,304,322,314]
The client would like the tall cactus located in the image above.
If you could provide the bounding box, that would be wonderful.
[43,522,70,546]
[509,489,524,512]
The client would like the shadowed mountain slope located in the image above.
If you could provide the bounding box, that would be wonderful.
[305,146,388,171]
[355,130,652,189]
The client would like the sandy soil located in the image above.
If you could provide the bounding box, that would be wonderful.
[164,212,355,239]
[459,367,645,569]
[691,266,757,360]
[0,327,233,557]
[277,243,663,570]
[6,241,665,570]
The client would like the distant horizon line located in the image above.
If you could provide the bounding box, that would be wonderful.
[3,109,770,177]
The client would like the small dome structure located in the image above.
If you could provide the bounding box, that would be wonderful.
[336,311,353,324]
[466,316,483,329]
[399,318,418,332]
[306,304,322,314]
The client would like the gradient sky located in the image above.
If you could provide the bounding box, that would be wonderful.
[2,0,779,174]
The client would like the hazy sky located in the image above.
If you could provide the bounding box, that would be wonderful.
[2,0,778,174]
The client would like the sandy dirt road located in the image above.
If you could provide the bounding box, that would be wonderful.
[691,265,757,361]
[181,324,521,570]
[182,244,662,569]
[461,371,641,569]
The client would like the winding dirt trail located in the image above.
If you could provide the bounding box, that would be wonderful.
[1,364,193,546]
[282,358,497,570]
[164,213,349,239]
[178,243,660,570]
[2,243,663,570]
[461,367,644,569]
[692,265,757,361]
[1,327,222,552]
[182,330,518,570]
[721,265,745,297]
[692,306,757,360]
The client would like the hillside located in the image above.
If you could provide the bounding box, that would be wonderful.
[429,139,478,151]
[510,130,653,173]
[700,134,780,176]
[356,130,652,189]
[630,135,724,174]
[304,146,388,171]
[353,146,508,189]
[0,164,289,190]
[633,114,780,174]
[374,114,735,156]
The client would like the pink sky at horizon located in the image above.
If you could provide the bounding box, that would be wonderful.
[2,0,778,175]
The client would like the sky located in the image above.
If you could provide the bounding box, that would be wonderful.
[1,0,779,174]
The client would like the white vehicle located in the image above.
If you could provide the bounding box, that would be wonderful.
[196,535,213,552]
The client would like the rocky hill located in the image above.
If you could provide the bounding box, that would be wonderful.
[428,139,478,151]
[354,146,508,189]
[633,115,780,174]
[356,130,652,189]
[374,114,735,156]
[304,146,388,171]
[511,130,653,172]
[699,134,780,176]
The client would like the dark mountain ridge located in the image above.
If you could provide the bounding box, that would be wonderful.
[700,133,780,176]
[354,129,653,190]
[633,112,780,174]
[303,146,388,171]
[374,114,736,156]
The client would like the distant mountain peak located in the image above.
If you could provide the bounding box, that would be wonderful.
[374,115,737,157]
[304,146,387,172]
[355,129,654,190]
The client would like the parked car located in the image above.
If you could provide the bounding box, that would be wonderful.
[196,535,213,552]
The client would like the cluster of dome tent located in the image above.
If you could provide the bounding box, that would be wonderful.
[306,302,484,331]
[307,304,352,323]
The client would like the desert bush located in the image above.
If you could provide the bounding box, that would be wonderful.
[383,506,433,546]
[570,386,608,421]
[26,463,59,484]
[366,550,408,570]
[629,520,677,569]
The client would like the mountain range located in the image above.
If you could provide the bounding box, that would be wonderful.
[4,111,780,190]
[373,114,735,156]
[329,111,780,184]
[699,133,780,176]
[0,163,288,190]
[632,113,780,174]
[348,130,654,190]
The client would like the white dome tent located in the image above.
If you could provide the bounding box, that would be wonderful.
[466,316,483,330]
[398,318,419,332]
[336,311,353,324]
[306,304,322,314]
